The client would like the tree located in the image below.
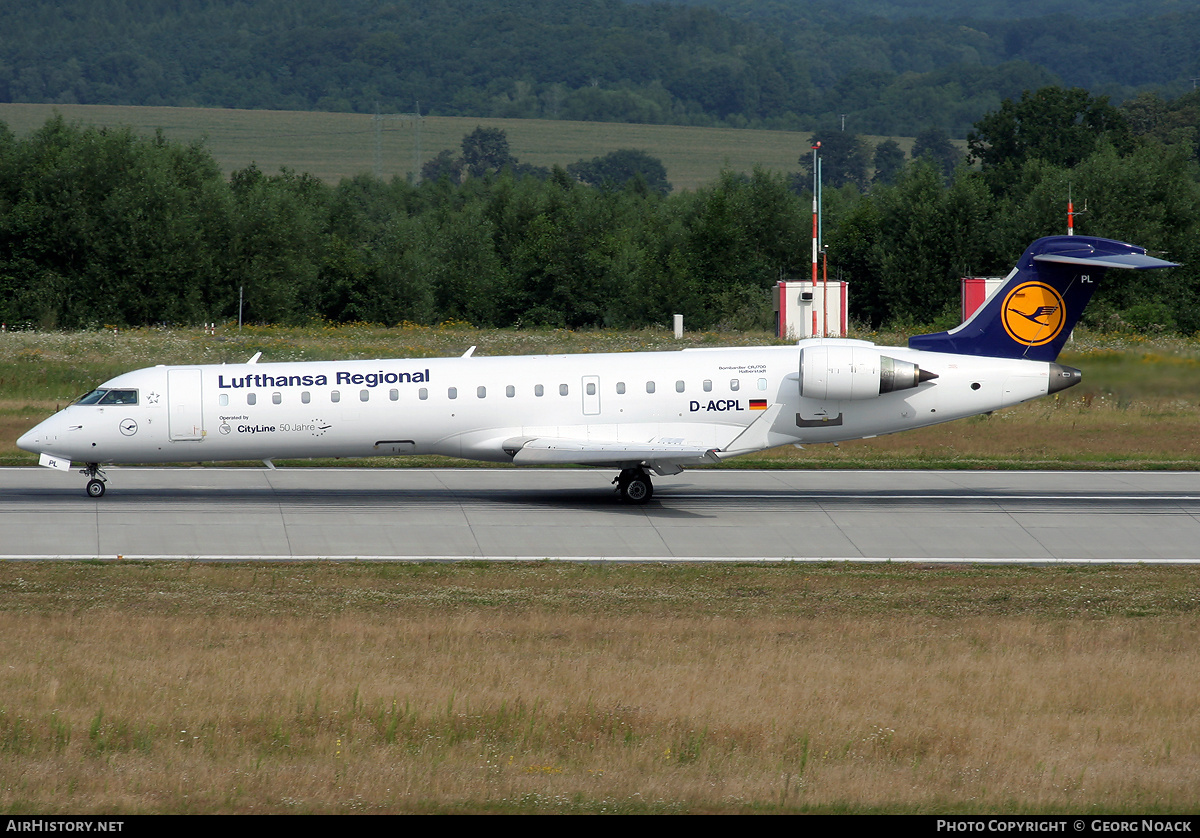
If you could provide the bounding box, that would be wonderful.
[0,116,231,327]
[872,139,904,186]
[871,160,995,326]
[420,149,463,184]
[798,130,869,191]
[567,149,671,195]
[967,86,1132,193]
[911,127,961,182]
[460,127,516,180]
[1123,90,1200,161]
[686,168,806,327]
[825,196,885,326]
[226,165,328,324]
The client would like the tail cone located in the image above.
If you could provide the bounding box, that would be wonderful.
[1048,364,1082,394]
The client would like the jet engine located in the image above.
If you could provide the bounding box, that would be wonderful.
[799,344,937,400]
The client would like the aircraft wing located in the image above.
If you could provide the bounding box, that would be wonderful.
[499,403,787,470]
[502,436,721,467]
[502,403,784,468]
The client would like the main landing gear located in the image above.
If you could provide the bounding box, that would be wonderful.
[614,467,653,505]
[82,463,107,498]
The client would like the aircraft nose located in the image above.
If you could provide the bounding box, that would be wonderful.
[17,415,58,454]
[16,425,41,453]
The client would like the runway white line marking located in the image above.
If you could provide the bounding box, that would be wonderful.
[674,494,1200,501]
[1,555,1198,564]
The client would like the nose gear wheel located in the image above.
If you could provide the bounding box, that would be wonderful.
[81,463,107,498]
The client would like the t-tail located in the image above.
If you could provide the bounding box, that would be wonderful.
[908,236,1179,362]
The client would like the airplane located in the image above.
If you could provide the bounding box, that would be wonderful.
[17,235,1177,503]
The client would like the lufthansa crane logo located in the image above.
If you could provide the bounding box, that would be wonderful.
[1001,282,1067,346]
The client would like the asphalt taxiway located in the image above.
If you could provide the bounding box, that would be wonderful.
[1,467,1198,562]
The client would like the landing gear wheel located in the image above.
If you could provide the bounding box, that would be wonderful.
[81,463,107,498]
[615,468,653,505]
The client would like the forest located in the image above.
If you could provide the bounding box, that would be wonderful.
[1,0,1198,136]
[2,86,1197,335]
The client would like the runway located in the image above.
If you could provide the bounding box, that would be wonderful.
[1,467,1199,562]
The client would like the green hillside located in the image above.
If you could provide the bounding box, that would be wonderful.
[7,0,1198,138]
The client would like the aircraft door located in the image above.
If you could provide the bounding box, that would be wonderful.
[582,375,601,416]
[167,368,205,441]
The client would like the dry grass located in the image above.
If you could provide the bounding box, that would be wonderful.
[0,562,1196,814]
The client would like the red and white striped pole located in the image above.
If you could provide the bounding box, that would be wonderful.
[811,142,820,338]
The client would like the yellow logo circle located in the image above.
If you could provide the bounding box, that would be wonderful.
[1001,282,1066,346]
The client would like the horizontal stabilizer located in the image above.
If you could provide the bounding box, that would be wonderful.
[1034,251,1179,270]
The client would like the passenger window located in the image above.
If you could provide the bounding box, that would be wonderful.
[730,379,740,391]
[360,389,369,402]
[389,389,398,401]
[448,387,457,399]
[272,392,281,405]
[478,386,486,398]
[506,385,515,398]
[219,394,229,407]
[331,391,340,403]
[247,393,256,405]
[646,381,656,394]
[616,382,626,395]
[419,388,428,400]
[676,380,685,393]
[535,385,544,397]
[586,382,596,396]
[301,391,311,404]
[703,380,712,392]
[758,378,767,390]
[559,384,568,396]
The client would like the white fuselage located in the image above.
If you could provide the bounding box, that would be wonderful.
[18,339,1061,470]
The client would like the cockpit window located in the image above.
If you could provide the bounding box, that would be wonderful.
[97,389,138,405]
[73,388,139,406]
[75,389,107,405]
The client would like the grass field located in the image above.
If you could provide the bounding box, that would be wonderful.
[0,561,1196,814]
[0,102,856,192]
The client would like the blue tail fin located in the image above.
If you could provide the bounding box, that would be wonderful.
[908,236,1178,361]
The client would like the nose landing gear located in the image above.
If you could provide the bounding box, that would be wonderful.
[81,463,107,498]
[613,467,653,504]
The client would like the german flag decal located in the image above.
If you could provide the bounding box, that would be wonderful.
[749,399,768,410]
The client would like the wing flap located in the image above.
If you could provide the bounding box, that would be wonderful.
[504,436,721,467]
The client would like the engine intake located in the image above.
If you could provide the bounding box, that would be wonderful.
[799,344,937,400]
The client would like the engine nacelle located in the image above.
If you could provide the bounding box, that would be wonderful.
[799,344,936,400]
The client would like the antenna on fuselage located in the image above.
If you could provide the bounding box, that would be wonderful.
[1067,185,1086,235]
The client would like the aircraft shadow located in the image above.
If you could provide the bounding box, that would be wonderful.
[0,485,712,519]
